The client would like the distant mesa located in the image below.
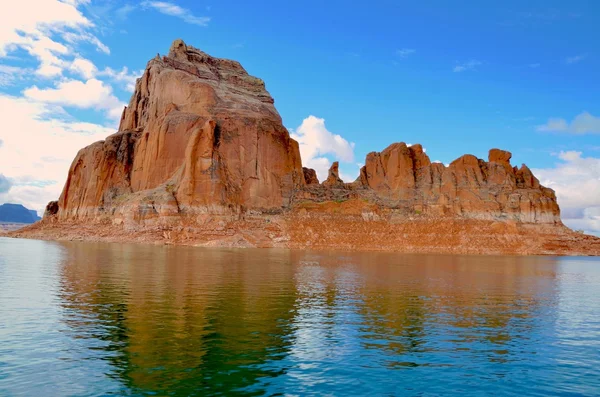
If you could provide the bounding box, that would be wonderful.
[10,39,600,255]
[0,203,41,224]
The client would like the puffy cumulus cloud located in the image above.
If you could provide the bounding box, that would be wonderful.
[537,112,600,134]
[532,151,600,236]
[0,94,113,212]
[67,60,142,92]
[141,1,210,26]
[0,174,12,193]
[0,0,108,77]
[23,36,69,78]
[0,1,136,212]
[69,57,98,79]
[24,78,125,122]
[290,116,355,181]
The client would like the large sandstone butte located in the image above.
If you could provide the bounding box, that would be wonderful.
[57,39,303,223]
[13,40,600,255]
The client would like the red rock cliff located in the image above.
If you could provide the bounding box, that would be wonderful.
[351,143,559,224]
[48,40,563,246]
[58,39,305,221]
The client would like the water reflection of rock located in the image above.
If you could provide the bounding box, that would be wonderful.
[56,243,560,394]
[348,253,559,367]
[57,243,299,395]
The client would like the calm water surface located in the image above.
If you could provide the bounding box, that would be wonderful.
[0,237,599,396]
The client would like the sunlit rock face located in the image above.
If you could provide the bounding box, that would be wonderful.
[57,39,304,222]
[350,144,560,223]
[32,38,594,256]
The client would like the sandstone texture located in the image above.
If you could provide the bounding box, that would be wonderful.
[302,167,319,185]
[353,143,559,223]
[12,40,599,256]
[58,39,304,224]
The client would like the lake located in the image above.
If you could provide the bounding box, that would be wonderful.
[0,237,599,396]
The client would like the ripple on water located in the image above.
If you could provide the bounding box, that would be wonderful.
[0,239,599,396]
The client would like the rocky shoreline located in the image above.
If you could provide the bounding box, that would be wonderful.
[12,199,600,256]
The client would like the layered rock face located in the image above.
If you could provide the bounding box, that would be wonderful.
[58,39,304,222]
[27,39,598,255]
[350,143,560,223]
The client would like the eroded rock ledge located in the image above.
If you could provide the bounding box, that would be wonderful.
[12,39,599,255]
[299,144,559,224]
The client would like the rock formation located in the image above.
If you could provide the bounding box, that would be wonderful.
[58,39,304,223]
[322,162,345,187]
[13,39,599,255]
[351,144,559,223]
[302,167,319,185]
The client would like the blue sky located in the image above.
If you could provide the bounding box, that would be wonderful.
[0,0,598,234]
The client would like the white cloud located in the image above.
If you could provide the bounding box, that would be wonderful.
[0,65,31,86]
[98,66,142,92]
[141,1,210,26]
[62,31,110,55]
[0,1,90,54]
[0,0,108,76]
[116,4,136,21]
[0,174,11,193]
[0,1,134,213]
[565,54,587,64]
[453,59,482,72]
[24,78,125,122]
[396,48,416,58]
[62,0,92,6]
[339,170,359,184]
[290,115,355,181]
[25,36,69,77]
[69,57,98,79]
[0,94,113,213]
[533,151,600,236]
[537,112,600,134]
[66,60,141,92]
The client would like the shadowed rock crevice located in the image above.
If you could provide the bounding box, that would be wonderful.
[302,167,319,185]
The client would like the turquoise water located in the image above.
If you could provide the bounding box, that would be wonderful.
[0,237,599,396]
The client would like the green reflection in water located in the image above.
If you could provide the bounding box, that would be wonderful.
[58,244,300,396]
[52,244,562,395]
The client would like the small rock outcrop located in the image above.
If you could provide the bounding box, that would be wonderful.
[322,162,344,187]
[44,201,59,218]
[302,167,319,185]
